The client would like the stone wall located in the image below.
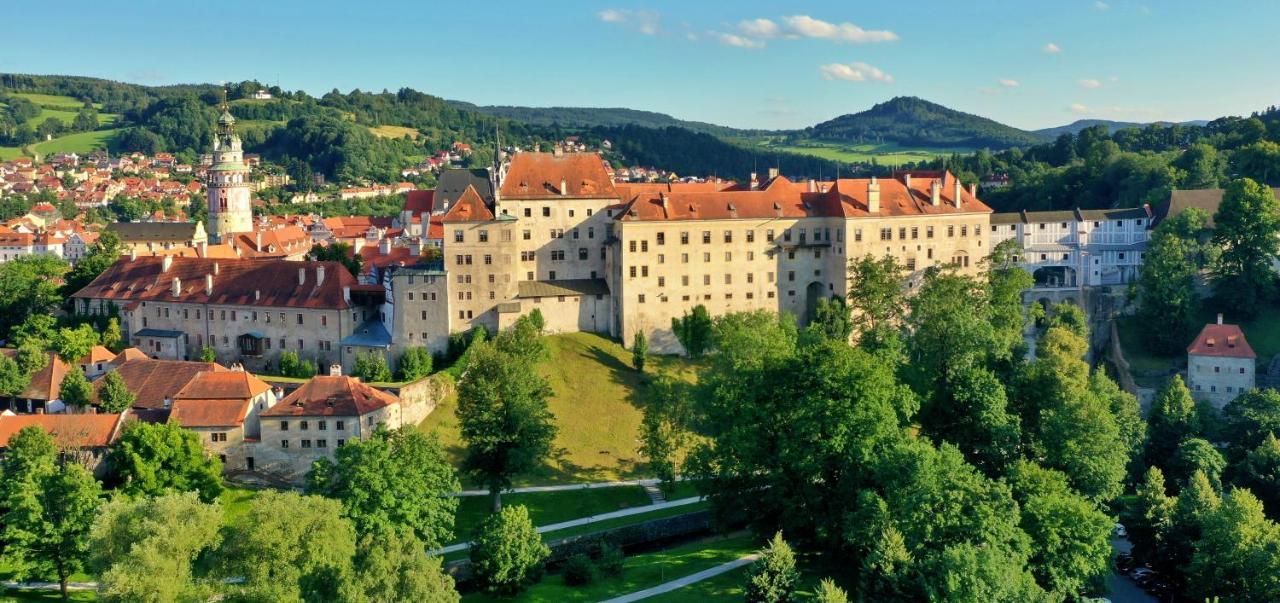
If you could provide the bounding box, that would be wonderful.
[385,372,454,427]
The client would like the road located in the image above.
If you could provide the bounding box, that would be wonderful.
[1105,536,1157,603]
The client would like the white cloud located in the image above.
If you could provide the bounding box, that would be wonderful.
[715,32,765,49]
[738,18,780,38]
[597,9,660,35]
[1079,78,1102,89]
[1069,103,1090,114]
[819,61,893,83]
[782,15,898,43]
[999,78,1020,88]
[1043,42,1062,53]
[1095,1,1111,10]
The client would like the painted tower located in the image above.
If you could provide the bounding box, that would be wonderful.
[207,97,253,242]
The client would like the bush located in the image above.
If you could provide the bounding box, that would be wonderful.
[469,505,549,595]
[561,553,596,586]
[596,541,624,577]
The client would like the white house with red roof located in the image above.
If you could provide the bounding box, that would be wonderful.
[1187,314,1256,407]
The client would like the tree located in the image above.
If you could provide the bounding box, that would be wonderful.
[96,370,135,414]
[61,230,120,304]
[101,318,123,353]
[106,420,224,503]
[352,351,392,383]
[219,491,355,603]
[492,314,546,364]
[1136,214,1207,352]
[468,505,549,596]
[11,314,56,349]
[1124,467,1174,566]
[89,492,223,603]
[1186,489,1280,602]
[906,268,997,398]
[808,295,853,342]
[631,331,647,372]
[57,369,93,411]
[51,324,99,363]
[639,377,689,495]
[1236,433,1280,516]
[278,350,317,378]
[2,459,101,601]
[0,353,29,398]
[456,340,556,512]
[305,242,363,278]
[1008,461,1112,597]
[526,308,545,333]
[847,254,905,350]
[986,239,1036,367]
[671,305,712,357]
[306,427,459,548]
[919,364,1020,476]
[16,341,48,378]
[0,255,69,341]
[1222,388,1280,459]
[814,579,850,603]
[198,346,216,363]
[1145,375,1200,469]
[1212,178,1280,316]
[398,346,434,381]
[339,528,459,603]
[1170,437,1227,491]
[744,532,800,603]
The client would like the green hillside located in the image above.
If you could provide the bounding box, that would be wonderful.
[805,96,1041,149]
[449,101,770,138]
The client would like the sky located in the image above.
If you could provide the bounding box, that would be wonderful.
[5,0,1279,131]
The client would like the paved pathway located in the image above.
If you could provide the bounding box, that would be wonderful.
[598,553,760,603]
[2,580,98,591]
[453,477,686,497]
[433,495,703,555]
[1105,536,1157,603]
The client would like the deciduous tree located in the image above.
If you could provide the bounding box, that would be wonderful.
[106,420,223,503]
[96,370,135,414]
[2,457,101,601]
[89,492,223,603]
[397,346,434,381]
[671,305,712,357]
[57,369,93,411]
[1213,178,1280,316]
[339,528,459,603]
[468,505,548,596]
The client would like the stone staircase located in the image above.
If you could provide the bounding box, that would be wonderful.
[643,482,666,505]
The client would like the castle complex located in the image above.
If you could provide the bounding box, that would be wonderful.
[205,99,254,243]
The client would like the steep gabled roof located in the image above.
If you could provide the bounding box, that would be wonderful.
[1188,323,1256,359]
[0,412,126,449]
[169,398,250,428]
[439,185,495,223]
[92,358,227,409]
[174,371,271,401]
[0,349,70,402]
[500,152,616,199]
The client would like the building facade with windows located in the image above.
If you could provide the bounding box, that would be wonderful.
[989,207,1150,289]
[1187,315,1256,408]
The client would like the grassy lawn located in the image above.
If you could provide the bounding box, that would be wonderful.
[0,147,27,161]
[420,332,703,485]
[218,486,259,525]
[462,533,758,602]
[0,589,96,602]
[540,499,710,542]
[10,93,97,109]
[452,486,650,542]
[369,125,420,139]
[758,139,972,166]
[29,129,119,157]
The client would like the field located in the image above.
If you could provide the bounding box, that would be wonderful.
[10,93,100,109]
[419,332,703,485]
[0,93,122,160]
[29,128,119,156]
[758,138,972,166]
[368,124,420,139]
[452,486,651,542]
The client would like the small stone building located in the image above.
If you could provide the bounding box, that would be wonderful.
[0,410,128,476]
[252,371,402,483]
[169,370,277,472]
[1187,314,1256,408]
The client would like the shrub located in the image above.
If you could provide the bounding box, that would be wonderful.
[596,542,624,577]
[561,554,596,586]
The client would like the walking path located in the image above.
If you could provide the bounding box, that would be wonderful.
[433,495,704,555]
[453,477,686,497]
[598,553,761,603]
[2,580,97,591]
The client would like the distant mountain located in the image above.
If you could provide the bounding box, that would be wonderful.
[446,101,769,138]
[1033,118,1210,139]
[804,96,1043,149]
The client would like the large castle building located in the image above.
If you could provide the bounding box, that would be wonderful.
[206,101,254,243]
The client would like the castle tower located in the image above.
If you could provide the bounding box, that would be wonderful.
[206,94,253,243]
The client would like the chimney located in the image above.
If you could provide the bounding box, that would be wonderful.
[807,179,816,193]
[161,255,173,272]
[749,172,759,191]
[867,177,881,214]
[968,182,978,196]
[204,274,213,295]
[409,238,421,256]
[316,265,326,286]
[659,192,669,209]
[343,286,351,303]
[954,178,963,209]
[254,289,261,301]
[129,248,137,261]
[379,238,391,256]
[930,179,941,207]
[198,241,207,258]
[171,277,181,297]
[255,231,262,249]
[1217,313,1224,325]
[903,173,912,189]
[163,396,172,409]
[329,363,342,377]
[768,167,779,180]
[213,262,220,275]
[298,267,306,286]
[560,178,567,196]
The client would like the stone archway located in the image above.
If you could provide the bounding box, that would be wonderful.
[804,281,826,325]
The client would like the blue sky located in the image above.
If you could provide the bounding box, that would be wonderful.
[6,0,1278,130]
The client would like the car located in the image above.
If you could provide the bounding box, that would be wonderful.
[1128,567,1155,583]
[1113,523,1127,537]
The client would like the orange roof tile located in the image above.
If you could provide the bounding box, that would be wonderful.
[92,358,227,409]
[174,371,272,401]
[169,398,250,428]
[261,375,398,418]
[0,412,126,449]
[1188,323,1256,359]
[500,152,617,199]
[439,185,494,223]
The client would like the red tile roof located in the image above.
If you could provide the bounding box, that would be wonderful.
[169,398,250,428]
[1188,323,1256,359]
[71,256,357,310]
[403,190,436,214]
[260,375,398,418]
[439,185,494,223]
[92,358,227,409]
[174,371,272,401]
[500,152,617,199]
[0,412,126,449]
[0,350,70,402]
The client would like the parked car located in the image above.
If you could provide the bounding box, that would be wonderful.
[1114,552,1134,571]
[1129,567,1156,584]
[1113,523,1127,537]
